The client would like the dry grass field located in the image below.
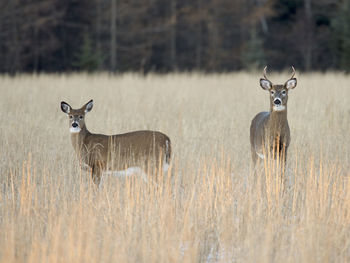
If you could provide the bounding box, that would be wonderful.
[0,72,350,262]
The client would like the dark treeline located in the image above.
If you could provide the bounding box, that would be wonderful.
[0,0,349,73]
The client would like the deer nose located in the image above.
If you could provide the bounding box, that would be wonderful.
[72,122,78,128]
[274,98,281,105]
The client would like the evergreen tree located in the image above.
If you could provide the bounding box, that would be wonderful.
[242,27,266,71]
[331,0,350,71]
[72,32,101,72]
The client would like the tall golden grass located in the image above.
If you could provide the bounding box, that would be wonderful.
[0,72,349,262]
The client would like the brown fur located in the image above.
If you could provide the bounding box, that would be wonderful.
[250,67,297,165]
[61,100,171,185]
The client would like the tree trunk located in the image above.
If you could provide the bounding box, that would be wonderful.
[195,0,202,70]
[96,0,102,70]
[257,0,268,34]
[170,0,177,71]
[34,25,39,72]
[208,6,219,71]
[304,0,313,71]
[110,0,117,72]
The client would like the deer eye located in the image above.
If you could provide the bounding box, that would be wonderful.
[282,90,286,95]
[69,115,73,119]
[79,115,84,119]
[270,90,275,95]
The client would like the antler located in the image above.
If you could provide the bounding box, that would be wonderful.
[290,66,296,79]
[263,66,268,79]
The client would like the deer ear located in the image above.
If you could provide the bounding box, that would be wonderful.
[285,78,297,90]
[61,101,71,114]
[260,78,272,90]
[84,99,93,113]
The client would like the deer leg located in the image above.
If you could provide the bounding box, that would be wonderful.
[251,147,256,164]
[91,164,102,186]
[280,144,290,196]
[280,143,288,169]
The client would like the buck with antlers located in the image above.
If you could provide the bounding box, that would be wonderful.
[250,66,297,166]
[61,100,171,185]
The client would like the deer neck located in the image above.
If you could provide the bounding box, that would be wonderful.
[268,108,288,133]
[70,126,90,154]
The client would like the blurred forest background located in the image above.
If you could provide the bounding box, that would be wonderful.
[0,0,349,73]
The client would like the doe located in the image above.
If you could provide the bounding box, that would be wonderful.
[61,100,171,185]
[250,66,297,166]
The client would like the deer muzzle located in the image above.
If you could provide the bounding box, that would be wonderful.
[70,122,81,133]
[273,98,282,105]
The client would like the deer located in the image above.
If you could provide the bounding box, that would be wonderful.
[60,99,171,186]
[250,66,297,167]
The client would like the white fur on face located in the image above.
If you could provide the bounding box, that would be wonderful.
[70,126,81,133]
[273,105,286,111]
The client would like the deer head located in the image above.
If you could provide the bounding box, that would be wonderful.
[259,66,297,112]
[61,100,93,133]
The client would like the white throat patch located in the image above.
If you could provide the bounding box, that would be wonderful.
[273,105,286,112]
[70,127,81,133]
